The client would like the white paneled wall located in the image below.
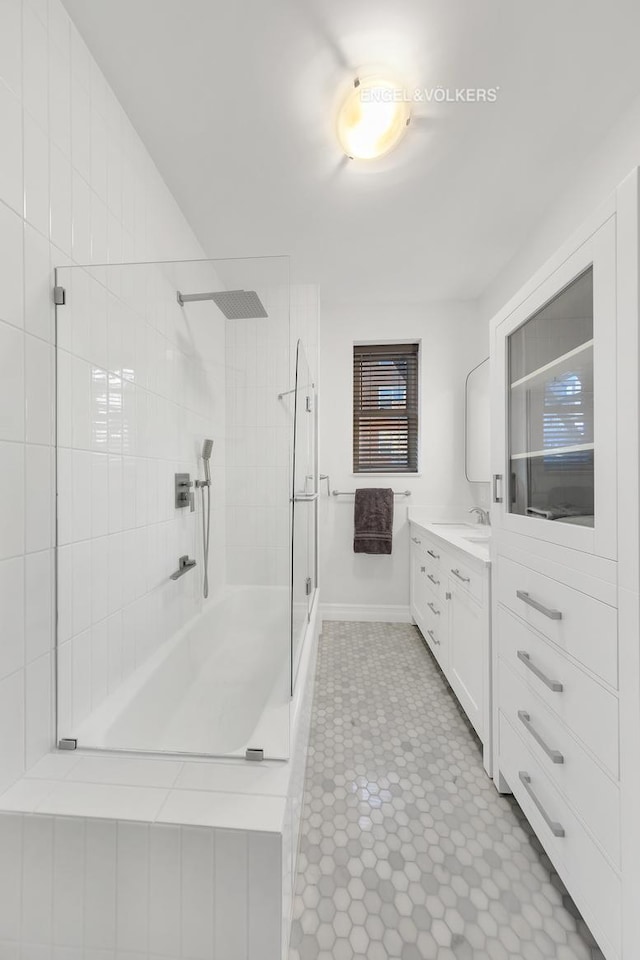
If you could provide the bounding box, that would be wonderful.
[0,812,282,958]
[0,0,219,791]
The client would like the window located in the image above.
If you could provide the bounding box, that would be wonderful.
[353,342,419,473]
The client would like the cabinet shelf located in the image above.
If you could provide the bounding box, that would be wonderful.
[511,442,594,461]
[510,339,594,390]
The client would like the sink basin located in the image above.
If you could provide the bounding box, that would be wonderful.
[463,536,491,544]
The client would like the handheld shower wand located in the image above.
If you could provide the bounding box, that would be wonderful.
[198,439,213,598]
[202,438,213,484]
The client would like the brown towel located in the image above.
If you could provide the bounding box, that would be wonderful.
[354,488,394,555]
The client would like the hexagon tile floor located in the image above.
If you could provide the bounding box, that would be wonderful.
[289,621,605,960]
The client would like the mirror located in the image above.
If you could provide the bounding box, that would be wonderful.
[465,358,490,482]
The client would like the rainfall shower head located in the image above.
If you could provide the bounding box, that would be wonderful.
[202,438,213,484]
[176,289,268,320]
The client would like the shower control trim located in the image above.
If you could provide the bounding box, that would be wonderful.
[175,473,194,510]
[170,555,197,580]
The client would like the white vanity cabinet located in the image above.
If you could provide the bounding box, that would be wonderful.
[409,521,491,774]
[489,170,640,960]
[448,575,485,738]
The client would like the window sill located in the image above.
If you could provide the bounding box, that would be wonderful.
[350,473,422,478]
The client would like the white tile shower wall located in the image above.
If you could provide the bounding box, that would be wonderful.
[0,812,283,959]
[225,285,290,587]
[0,0,225,788]
[56,259,226,737]
[224,284,319,588]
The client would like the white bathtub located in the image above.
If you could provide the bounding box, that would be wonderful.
[74,586,293,758]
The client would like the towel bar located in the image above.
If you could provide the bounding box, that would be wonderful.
[331,489,411,497]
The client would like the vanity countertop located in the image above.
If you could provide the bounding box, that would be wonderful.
[408,509,491,565]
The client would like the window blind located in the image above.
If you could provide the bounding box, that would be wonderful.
[353,342,419,473]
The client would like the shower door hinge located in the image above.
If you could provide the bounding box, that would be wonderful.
[245,747,264,761]
[305,576,312,596]
[58,738,77,751]
[305,395,312,413]
[53,285,66,306]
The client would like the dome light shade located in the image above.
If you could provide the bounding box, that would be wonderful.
[336,73,411,160]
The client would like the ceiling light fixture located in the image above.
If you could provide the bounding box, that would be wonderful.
[336,72,411,161]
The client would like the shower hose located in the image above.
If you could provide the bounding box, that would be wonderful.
[201,482,211,599]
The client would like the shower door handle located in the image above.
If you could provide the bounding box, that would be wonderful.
[292,493,319,502]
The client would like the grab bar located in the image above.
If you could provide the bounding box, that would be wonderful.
[292,492,320,502]
[170,555,197,580]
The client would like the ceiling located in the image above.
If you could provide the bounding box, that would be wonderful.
[63,0,640,304]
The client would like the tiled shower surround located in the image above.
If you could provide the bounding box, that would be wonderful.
[290,622,604,960]
[225,284,319,588]
[0,0,215,793]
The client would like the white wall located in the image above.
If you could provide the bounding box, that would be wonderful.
[319,300,488,615]
[481,88,640,321]
[0,0,218,792]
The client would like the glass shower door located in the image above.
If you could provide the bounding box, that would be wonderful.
[290,340,317,690]
[54,254,293,760]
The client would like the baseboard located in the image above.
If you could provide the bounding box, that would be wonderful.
[320,603,413,624]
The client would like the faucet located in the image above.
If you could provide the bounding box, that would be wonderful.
[469,507,490,526]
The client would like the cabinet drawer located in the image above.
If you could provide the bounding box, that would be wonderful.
[497,606,619,777]
[497,556,618,687]
[498,658,620,864]
[499,713,621,958]
[447,556,483,604]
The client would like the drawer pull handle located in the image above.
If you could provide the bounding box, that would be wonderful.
[427,601,440,616]
[427,573,440,586]
[518,772,565,837]
[427,628,440,646]
[427,549,439,559]
[516,590,562,621]
[518,711,564,764]
[451,568,470,583]
[411,537,421,544]
[517,651,563,692]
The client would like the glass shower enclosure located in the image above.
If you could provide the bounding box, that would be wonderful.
[54,254,317,761]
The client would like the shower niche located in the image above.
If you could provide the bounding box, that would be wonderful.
[54,254,319,761]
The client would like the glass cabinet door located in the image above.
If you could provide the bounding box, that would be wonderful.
[508,268,594,526]
[492,215,616,559]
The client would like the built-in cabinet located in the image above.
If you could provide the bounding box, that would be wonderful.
[490,170,640,960]
[409,521,492,774]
